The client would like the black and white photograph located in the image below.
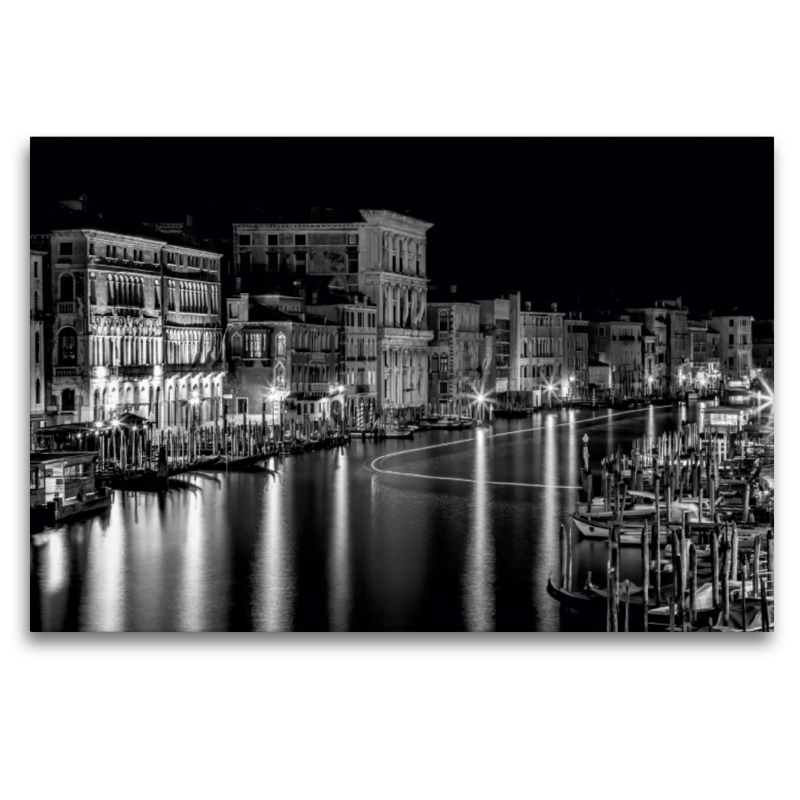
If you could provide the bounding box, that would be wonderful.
[29,136,774,633]
[9,4,797,800]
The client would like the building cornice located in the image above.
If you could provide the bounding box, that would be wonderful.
[359,209,434,231]
[50,229,222,258]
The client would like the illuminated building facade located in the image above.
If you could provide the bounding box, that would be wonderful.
[427,293,481,414]
[39,229,223,427]
[232,209,433,414]
[224,293,340,427]
[710,314,753,381]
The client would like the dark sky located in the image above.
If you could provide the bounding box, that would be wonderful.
[31,137,774,319]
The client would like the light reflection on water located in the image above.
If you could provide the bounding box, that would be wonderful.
[252,472,295,631]
[328,451,352,632]
[463,430,494,631]
[30,407,700,631]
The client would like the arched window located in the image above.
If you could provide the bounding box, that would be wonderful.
[276,364,285,387]
[35,379,41,405]
[60,274,74,301]
[277,332,286,357]
[34,291,39,311]
[34,332,40,363]
[231,332,242,357]
[431,353,439,373]
[440,354,448,374]
[58,327,78,365]
[439,310,449,332]
[61,388,75,412]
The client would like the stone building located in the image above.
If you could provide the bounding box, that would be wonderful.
[223,293,340,430]
[232,209,433,415]
[427,290,481,415]
[313,295,378,429]
[625,305,670,395]
[752,320,774,388]
[509,294,565,407]
[34,228,223,427]
[687,319,722,391]
[563,311,589,401]
[710,313,754,381]
[588,316,643,398]
[30,250,48,433]
[477,297,511,399]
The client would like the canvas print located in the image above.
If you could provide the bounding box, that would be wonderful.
[29,137,774,632]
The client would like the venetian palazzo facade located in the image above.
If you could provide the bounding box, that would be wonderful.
[314,296,379,429]
[588,317,643,398]
[32,229,223,427]
[509,294,565,406]
[223,293,340,429]
[477,297,511,399]
[563,311,589,401]
[710,314,754,381]
[232,209,433,416]
[427,292,481,414]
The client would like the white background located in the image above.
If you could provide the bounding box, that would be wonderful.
[3,2,796,798]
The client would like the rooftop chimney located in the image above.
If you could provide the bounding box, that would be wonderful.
[449,285,457,294]
[551,302,558,313]
[525,302,532,311]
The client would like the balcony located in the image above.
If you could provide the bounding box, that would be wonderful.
[55,367,77,376]
[57,302,75,314]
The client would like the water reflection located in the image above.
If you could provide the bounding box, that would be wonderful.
[81,509,127,631]
[34,530,70,632]
[252,475,295,631]
[534,414,561,630]
[463,430,495,631]
[328,451,352,632]
[178,491,206,631]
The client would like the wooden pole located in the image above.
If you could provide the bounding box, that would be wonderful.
[753,534,762,605]
[760,577,770,632]
[566,523,573,592]
[689,542,697,626]
[711,526,720,607]
[641,527,650,632]
[669,597,675,632]
[722,529,731,626]
[672,530,682,622]
[741,561,748,633]
[767,528,774,575]
[624,580,630,633]
[731,523,739,582]
[742,482,751,522]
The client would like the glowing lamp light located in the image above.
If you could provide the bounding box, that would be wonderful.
[111,419,120,428]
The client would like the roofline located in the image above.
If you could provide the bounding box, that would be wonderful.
[49,229,222,258]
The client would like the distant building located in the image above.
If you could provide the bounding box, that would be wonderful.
[224,293,340,429]
[563,311,589,400]
[588,316,643,398]
[687,319,722,391]
[477,297,511,399]
[233,209,433,415]
[427,288,481,415]
[314,296,379,427]
[30,250,48,434]
[32,228,223,427]
[626,301,685,394]
[509,294,565,407]
[588,358,613,401]
[752,319,774,388]
[710,313,754,381]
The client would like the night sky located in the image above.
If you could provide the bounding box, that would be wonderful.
[31,137,774,319]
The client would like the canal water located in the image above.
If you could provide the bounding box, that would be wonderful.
[31,404,698,632]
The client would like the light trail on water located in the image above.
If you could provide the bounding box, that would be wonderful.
[367,407,652,490]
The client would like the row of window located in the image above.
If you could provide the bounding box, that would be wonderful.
[346,310,376,328]
[240,233,360,247]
